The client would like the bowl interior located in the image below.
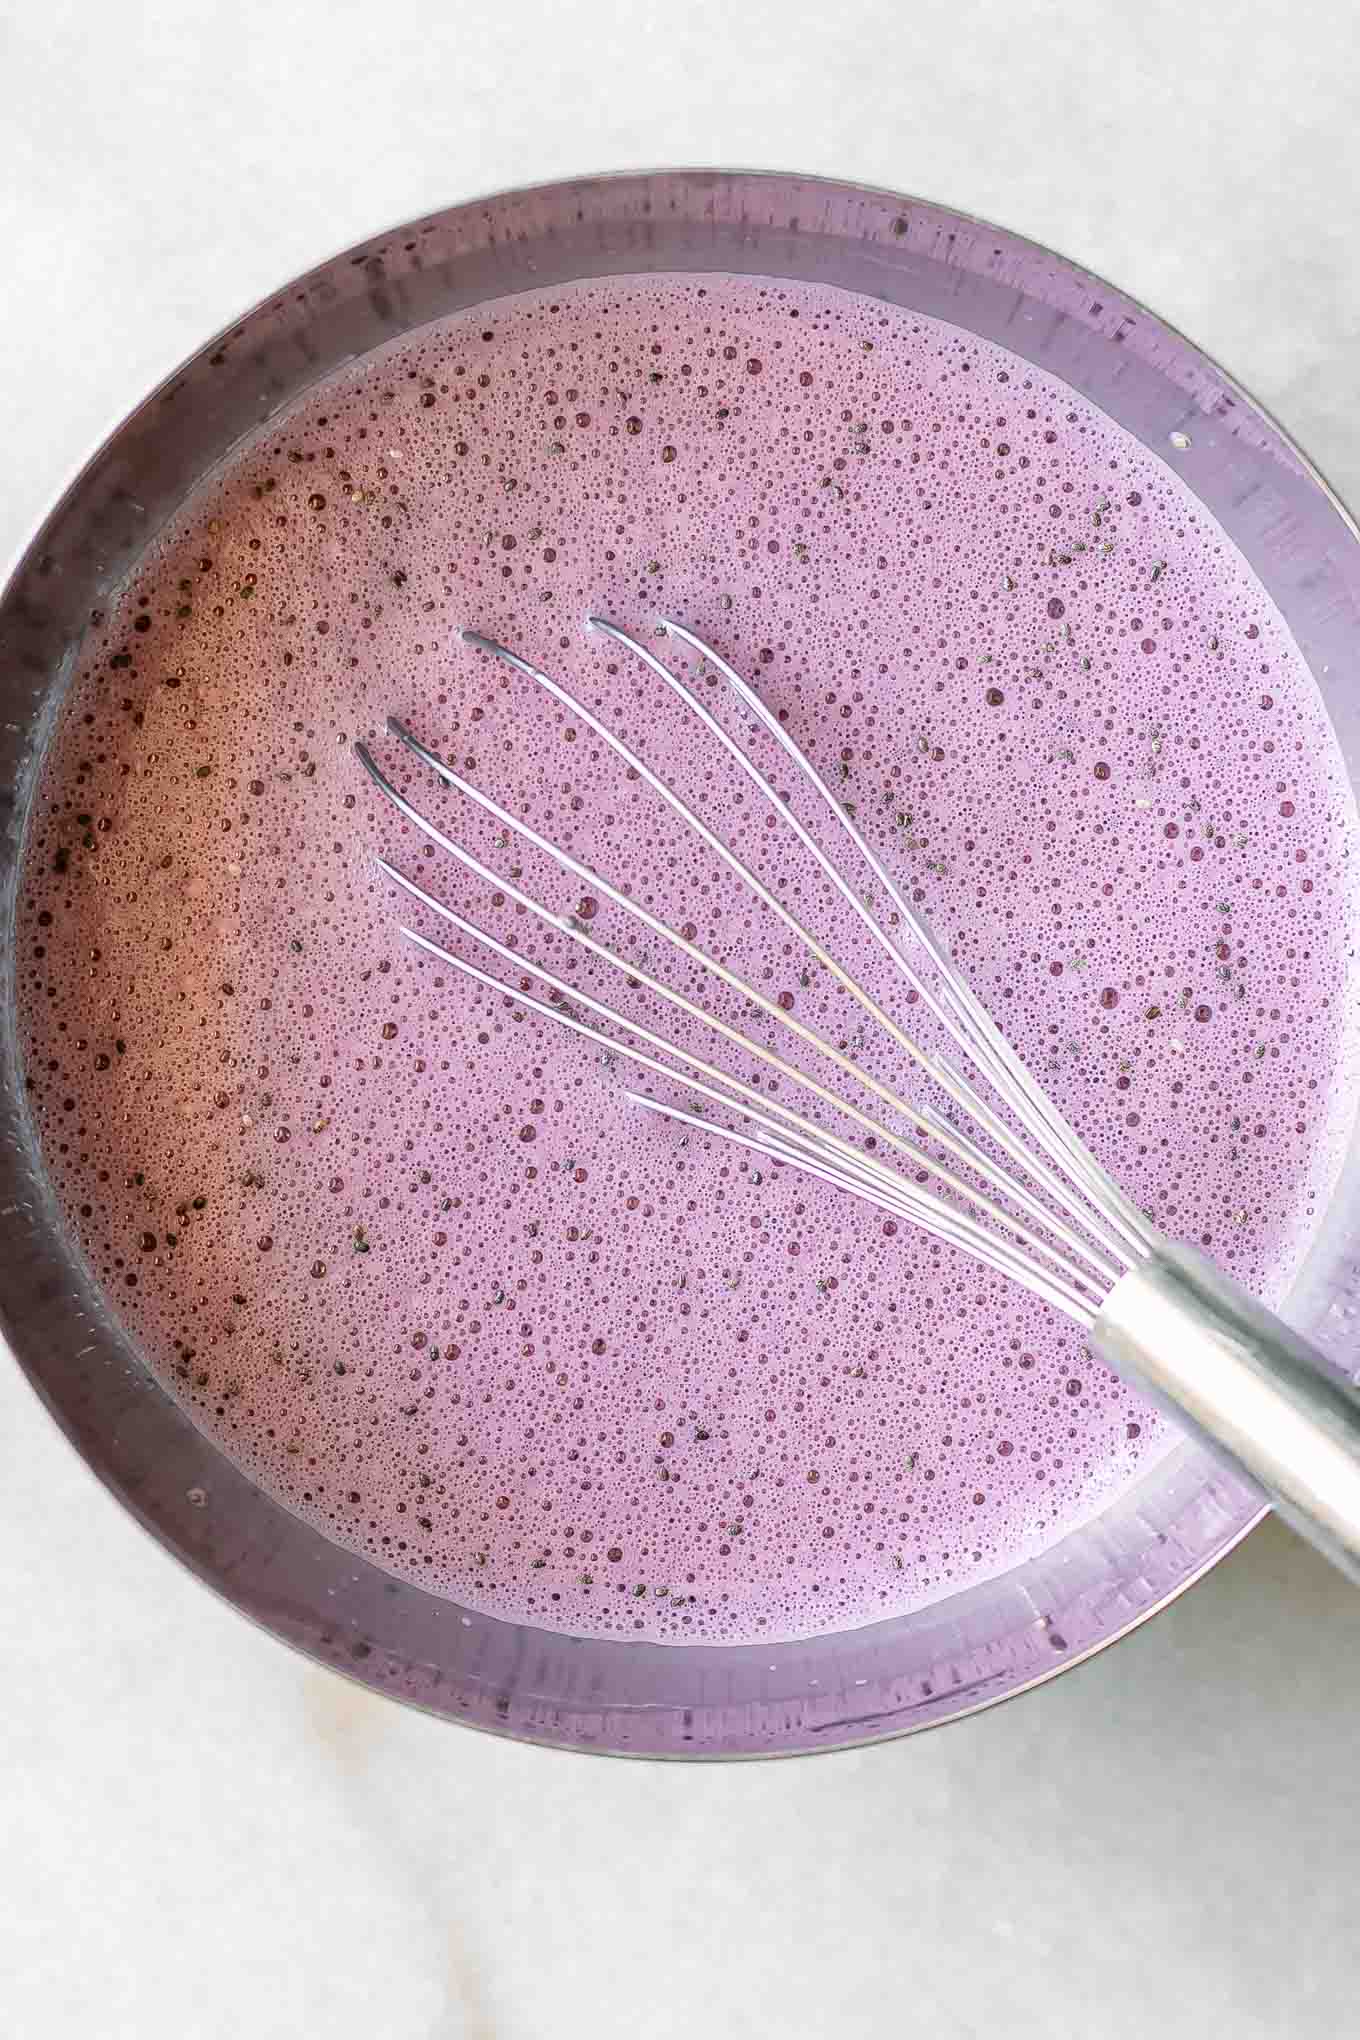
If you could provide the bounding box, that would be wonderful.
[4,169,1360,1755]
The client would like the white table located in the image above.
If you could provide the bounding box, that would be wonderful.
[5,3,1360,2034]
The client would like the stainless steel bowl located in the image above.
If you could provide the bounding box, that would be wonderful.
[5,169,1360,1755]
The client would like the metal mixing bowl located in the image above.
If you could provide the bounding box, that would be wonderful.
[5,169,1359,1755]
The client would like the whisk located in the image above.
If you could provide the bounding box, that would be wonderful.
[356,616,1360,1583]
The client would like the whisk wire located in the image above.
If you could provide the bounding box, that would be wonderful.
[356,741,1106,1296]
[385,906,1094,1322]
[356,615,1157,1326]
[624,1093,1097,1326]
[451,633,1126,1280]
[655,615,1153,1264]
[596,617,1135,1277]
[378,852,1100,1310]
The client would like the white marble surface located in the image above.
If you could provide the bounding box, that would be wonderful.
[5,3,1360,2034]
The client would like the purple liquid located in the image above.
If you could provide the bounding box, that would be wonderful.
[18,275,1358,1643]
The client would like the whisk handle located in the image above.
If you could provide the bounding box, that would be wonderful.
[1093,1240,1360,1582]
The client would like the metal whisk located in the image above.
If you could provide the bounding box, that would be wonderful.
[357,616,1360,1582]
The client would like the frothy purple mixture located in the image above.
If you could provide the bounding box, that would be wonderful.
[18,277,1358,1642]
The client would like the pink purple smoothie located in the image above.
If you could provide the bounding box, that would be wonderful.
[17,276,1359,1642]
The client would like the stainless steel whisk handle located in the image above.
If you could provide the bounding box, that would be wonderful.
[1094,1240,1360,1582]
